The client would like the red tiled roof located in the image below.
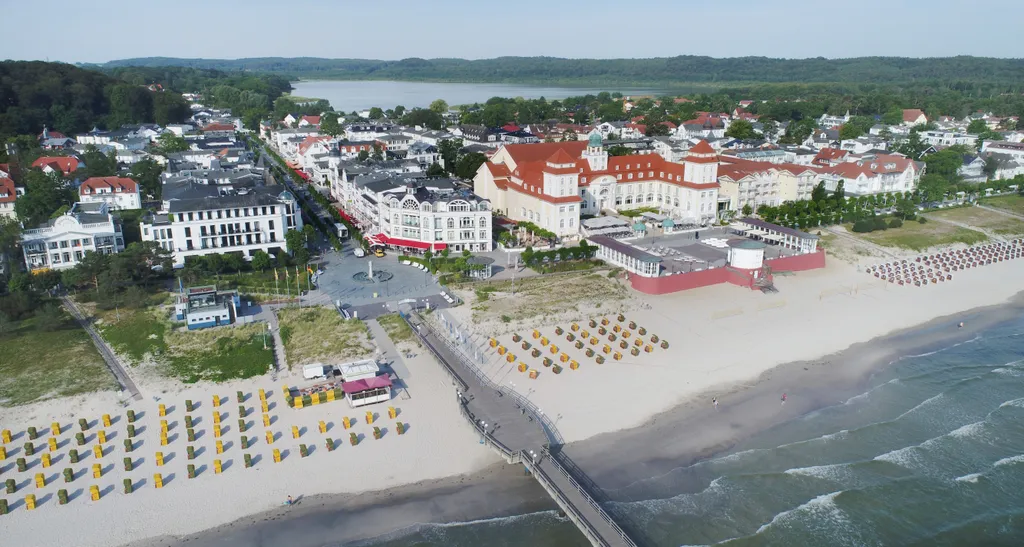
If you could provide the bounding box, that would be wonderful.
[203,123,235,132]
[0,177,16,203]
[32,156,80,175]
[690,140,716,155]
[80,176,138,195]
[500,141,588,164]
[0,163,11,177]
[903,109,926,123]
[546,149,576,165]
[300,115,321,125]
[813,148,849,165]
[502,123,520,132]
[298,136,331,156]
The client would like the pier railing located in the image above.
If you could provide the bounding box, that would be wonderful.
[524,451,612,547]
[547,452,637,547]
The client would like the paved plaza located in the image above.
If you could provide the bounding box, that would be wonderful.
[312,239,447,308]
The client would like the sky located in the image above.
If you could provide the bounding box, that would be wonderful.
[5,0,1024,63]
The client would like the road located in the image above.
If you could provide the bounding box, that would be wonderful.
[60,296,143,401]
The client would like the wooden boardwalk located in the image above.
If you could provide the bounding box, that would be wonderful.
[403,310,637,547]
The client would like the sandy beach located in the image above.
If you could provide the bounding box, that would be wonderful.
[0,348,499,547]
[4,237,1024,547]
[452,249,1024,444]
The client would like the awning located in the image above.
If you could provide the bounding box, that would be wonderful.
[376,233,447,251]
[341,374,393,394]
[336,207,355,223]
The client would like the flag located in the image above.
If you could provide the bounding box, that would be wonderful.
[274,268,278,281]
[284,267,290,279]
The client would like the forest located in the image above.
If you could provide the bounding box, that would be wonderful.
[0,61,190,143]
[96,55,1024,87]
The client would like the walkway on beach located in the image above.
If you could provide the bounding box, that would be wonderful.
[61,295,143,401]
[403,310,637,547]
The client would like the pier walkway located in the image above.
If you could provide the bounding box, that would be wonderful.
[402,309,637,547]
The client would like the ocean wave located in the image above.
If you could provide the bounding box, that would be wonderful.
[893,392,946,421]
[948,421,986,439]
[783,462,853,481]
[994,454,1024,468]
[873,445,918,467]
[753,491,846,535]
[345,509,561,546]
[954,472,983,483]
[612,477,727,516]
[843,379,901,405]
[898,334,983,361]
[999,398,1024,409]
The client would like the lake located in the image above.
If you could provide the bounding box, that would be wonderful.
[289,80,667,113]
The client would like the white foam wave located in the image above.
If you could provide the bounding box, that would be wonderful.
[955,472,983,483]
[784,463,851,481]
[993,367,1024,377]
[899,335,983,361]
[894,393,945,421]
[948,421,986,439]
[873,445,917,467]
[622,477,727,514]
[754,491,845,535]
[844,379,901,405]
[994,455,1024,468]
[999,398,1024,409]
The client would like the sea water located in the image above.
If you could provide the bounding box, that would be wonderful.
[357,313,1024,546]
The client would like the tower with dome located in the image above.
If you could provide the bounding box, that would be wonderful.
[582,132,608,171]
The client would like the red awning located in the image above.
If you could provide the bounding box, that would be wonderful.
[336,207,355,223]
[376,233,447,251]
[341,374,392,394]
[294,170,310,180]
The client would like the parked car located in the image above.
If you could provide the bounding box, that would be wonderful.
[354,248,365,258]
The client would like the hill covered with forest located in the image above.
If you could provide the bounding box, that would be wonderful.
[0,61,191,141]
[95,55,1024,87]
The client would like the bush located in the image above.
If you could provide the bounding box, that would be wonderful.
[888,217,904,229]
[918,216,928,224]
[871,217,889,231]
[851,219,873,233]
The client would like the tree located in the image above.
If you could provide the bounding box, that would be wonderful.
[895,199,917,220]
[564,130,579,141]
[429,99,449,115]
[644,120,670,137]
[967,119,988,135]
[357,150,370,162]
[205,253,225,279]
[34,303,65,332]
[156,132,190,154]
[983,154,1003,179]
[811,181,828,203]
[371,143,384,161]
[319,113,343,137]
[438,138,463,173]
[760,118,779,141]
[923,148,964,180]
[426,163,446,177]
[81,146,118,178]
[368,107,384,120]
[284,229,305,254]
[223,253,246,273]
[726,119,757,140]
[607,145,633,156]
[14,170,76,227]
[302,224,315,246]
[130,158,164,200]
[918,173,951,202]
[394,105,406,118]
[251,250,271,272]
[454,152,487,180]
[400,108,444,130]
[152,92,190,126]
[741,204,753,216]
[522,246,534,265]
[834,180,846,205]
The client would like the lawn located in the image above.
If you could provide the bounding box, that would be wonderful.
[194,269,312,298]
[851,220,987,251]
[983,194,1024,217]
[163,323,274,383]
[466,272,629,323]
[97,306,167,363]
[0,314,117,406]
[277,307,372,368]
[376,313,417,345]
[92,295,273,383]
[926,205,1024,235]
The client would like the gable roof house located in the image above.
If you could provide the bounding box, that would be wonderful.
[902,109,928,127]
[32,156,82,177]
[0,176,18,220]
[79,176,142,210]
[298,115,321,128]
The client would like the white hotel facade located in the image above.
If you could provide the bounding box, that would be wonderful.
[141,184,303,267]
[21,202,125,271]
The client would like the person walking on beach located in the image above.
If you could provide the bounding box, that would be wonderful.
[285,495,293,506]
[713,397,718,410]
[781,393,787,405]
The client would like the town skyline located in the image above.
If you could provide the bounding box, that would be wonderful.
[5,0,1024,63]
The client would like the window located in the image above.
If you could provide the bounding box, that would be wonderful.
[616,174,622,180]
[628,173,633,180]
[269,220,275,231]
[185,227,192,237]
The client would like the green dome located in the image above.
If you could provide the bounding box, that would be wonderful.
[632,222,647,232]
[588,132,603,147]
